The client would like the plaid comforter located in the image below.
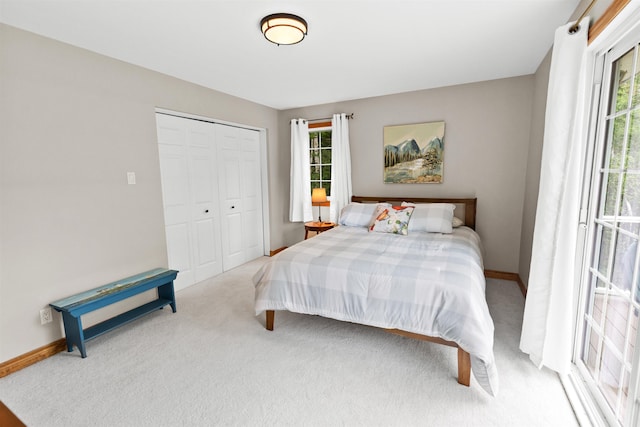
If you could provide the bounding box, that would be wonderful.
[253,225,498,396]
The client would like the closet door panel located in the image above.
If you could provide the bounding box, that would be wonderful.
[216,124,264,271]
[157,113,222,289]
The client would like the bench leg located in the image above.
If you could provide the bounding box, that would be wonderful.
[61,312,87,357]
[79,343,87,358]
[158,281,177,313]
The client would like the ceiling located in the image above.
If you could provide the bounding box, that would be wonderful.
[0,0,582,110]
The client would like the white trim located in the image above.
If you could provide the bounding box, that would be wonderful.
[259,130,270,256]
[577,360,623,426]
[562,368,609,427]
[588,1,640,55]
[155,107,265,132]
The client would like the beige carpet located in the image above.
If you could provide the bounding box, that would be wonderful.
[0,257,578,426]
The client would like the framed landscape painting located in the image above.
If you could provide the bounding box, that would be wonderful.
[383,121,445,183]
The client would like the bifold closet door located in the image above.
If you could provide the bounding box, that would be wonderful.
[156,114,223,291]
[215,124,264,271]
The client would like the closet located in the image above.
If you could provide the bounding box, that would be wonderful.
[155,113,265,290]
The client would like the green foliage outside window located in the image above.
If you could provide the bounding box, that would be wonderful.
[310,129,332,196]
[602,47,640,224]
[597,46,640,291]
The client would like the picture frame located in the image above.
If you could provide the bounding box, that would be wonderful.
[383,121,445,184]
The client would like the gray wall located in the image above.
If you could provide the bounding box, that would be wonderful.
[518,51,552,288]
[281,76,534,273]
[0,24,284,362]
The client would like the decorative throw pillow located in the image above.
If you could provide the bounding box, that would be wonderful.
[368,205,415,235]
[339,203,390,227]
[401,202,455,233]
[452,216,464,228]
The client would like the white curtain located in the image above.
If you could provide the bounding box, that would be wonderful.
[330,113,353,223]
[520,18,589,374]
[289,119,313,222]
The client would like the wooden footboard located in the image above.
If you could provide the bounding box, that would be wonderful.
[386,328,471,387]
[264,310,471,387]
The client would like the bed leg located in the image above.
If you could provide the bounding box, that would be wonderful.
[457,347,471,387]
[266,310,274,331]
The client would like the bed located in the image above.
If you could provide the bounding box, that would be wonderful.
[253,196,498,396]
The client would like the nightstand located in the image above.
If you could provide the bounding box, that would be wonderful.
[304,221,336,239]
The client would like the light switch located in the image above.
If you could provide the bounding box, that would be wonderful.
[127,172,136,185]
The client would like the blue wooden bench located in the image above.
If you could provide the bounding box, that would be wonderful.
[50,268,178,358]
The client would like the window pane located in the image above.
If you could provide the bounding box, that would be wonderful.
[609,115,628,171]
[620,370,632,424]
[584,323,602,377]
[310,181,320,190]
[323,182,331,197]
[321,165,331,180]
[310,132,320,149]
[627,109,640,171]
[598,225,613,277]
[628,45,639,108]
[310,149,320,165]
[320,131,332,148]
[310,165,320,180]
[620,173,640,218]
[612,231,636,290]
[628,313,639,365]
[611,48,635,114]
[593,278,607,326]
[633,47,640,106]
[604,172,620,216]
[611,233,638,293]
[598,339,623,416]
[604,292,631,357]
[321,148,331,164]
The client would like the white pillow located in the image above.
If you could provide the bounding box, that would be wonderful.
[339,203,390,227]
[401,202,455,233]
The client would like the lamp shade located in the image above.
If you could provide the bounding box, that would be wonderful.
[311,188,327,205]
[261,13,307,45]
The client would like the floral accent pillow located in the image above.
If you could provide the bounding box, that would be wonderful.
[368,205,415,235]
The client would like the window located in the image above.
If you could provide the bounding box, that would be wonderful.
[577,25,640,427]
[309,124,332,196]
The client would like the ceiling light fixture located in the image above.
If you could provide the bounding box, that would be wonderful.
[260,13,308,46]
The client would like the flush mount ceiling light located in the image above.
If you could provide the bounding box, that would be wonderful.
[260,13,308,45]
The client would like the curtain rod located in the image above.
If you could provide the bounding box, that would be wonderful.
[291,113,355,125]
[569,0,598,34]
[309,113,354,122]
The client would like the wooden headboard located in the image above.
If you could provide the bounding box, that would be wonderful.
[351,196,477,230]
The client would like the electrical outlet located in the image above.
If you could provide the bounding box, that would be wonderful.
[40,307,52,325]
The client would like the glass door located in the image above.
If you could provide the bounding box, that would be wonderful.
[578,32,640,427]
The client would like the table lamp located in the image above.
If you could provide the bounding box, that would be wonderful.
[311,188,329,223]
